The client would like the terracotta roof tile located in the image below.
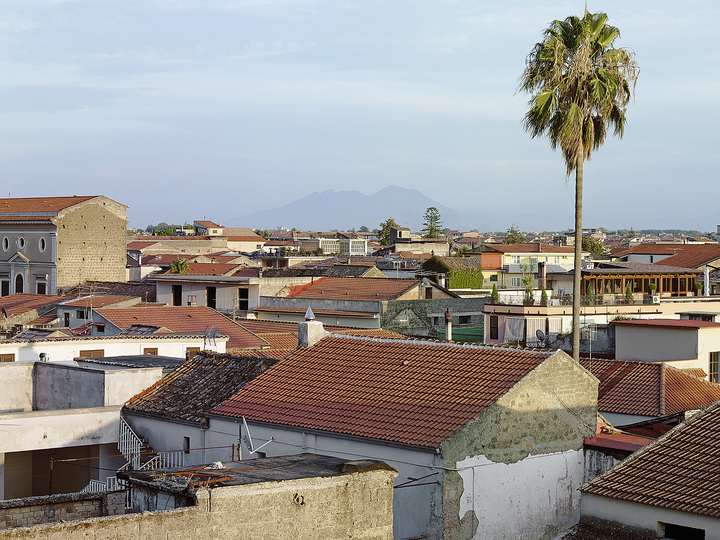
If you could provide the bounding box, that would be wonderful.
[95,306,269,349]
[253,307,377,318]
[580,359,720,416]
[211,336,553,448]
[124,352,279,425]
[0,293,65,319]
[613,318,720,329]
[485,243,576,254]
[581,400,720,518]
[0,196,95,215]
[60,295,140,308]
[288,277,424,301]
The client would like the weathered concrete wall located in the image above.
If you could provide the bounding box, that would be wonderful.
[583,448,625,484]
[440,350,598,540]
[547,323,615,356]
[156,281,260,314]
[33,364,105,410]
[258,276,315,297]
[0,364,34,413]
[0,491,124,530]
[55,197,127,289]
[0,469,396,539]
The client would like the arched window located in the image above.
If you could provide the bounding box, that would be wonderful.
[15,274,23,294]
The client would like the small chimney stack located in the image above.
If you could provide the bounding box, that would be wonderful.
[444,308,452,342]
[298,307,328,348]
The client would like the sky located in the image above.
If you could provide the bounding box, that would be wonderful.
[1,0,718,231]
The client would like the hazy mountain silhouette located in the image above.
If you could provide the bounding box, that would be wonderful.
[231,186,571,232]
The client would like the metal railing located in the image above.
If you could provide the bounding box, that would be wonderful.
[118,416,143,471]
[489,294,661,307]
[79,476,120,494]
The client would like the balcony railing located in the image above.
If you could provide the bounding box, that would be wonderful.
[488,294,661,307]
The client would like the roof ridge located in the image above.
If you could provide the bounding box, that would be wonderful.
[325,333,551,354]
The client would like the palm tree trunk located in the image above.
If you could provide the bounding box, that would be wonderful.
[572,156,584,361]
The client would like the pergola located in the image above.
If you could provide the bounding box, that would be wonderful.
[581,268,701,298]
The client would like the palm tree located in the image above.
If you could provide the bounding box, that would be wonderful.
[519,10,638,360]
[169,258,190,274]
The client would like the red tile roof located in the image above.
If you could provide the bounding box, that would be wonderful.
[94,306,269,350]
[211,336,553,448]
[484,243,576,254]
[60,295,140,308]
[178,263,244,276]
[127,241,159,250]
[651,245,720,268]
[0,293,65,319]
[288,277,425,301]
[195,220,220,228]
[581,400,720,518]
[0,196,95,215]
[613,318,720,329]
[580,359,720,417]
[253,307,377,318]
[124,352,279,425]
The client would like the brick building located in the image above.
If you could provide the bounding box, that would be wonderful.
[0,196,127,295]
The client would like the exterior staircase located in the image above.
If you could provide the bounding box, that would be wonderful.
[80,416,185,494]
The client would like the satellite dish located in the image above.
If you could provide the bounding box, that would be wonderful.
[536,329,546,342]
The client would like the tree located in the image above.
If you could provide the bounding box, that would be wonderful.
[378,218,399,246]
[254,229,272,239]
[169,258,190,274]
[359,225,369,232]
[519,10,638,360]
[422,207,442,239]
[581,236,605,254]
[504,224,525,244]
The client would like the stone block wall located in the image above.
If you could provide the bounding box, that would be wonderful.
[0,491,124,530]
[55,197,127,289]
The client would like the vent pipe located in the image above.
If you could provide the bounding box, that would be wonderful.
[445,308,452,342]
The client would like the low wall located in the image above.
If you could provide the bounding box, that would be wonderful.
[0,491,125,530]
[0,468,396,540]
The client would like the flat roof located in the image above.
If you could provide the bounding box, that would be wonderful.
[613,318,720,329]
[120,454,394,490]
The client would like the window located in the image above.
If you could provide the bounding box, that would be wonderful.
[36,282,46,295]
[96,324,105,333]
[79,349,104,358]
[2,237,8,252]
[710,352,719,384]
[425,287,433,299]
[238,288,249,311]
[490,275,498,282]
[489,315,499,340]
[16,236,25,249]
[183,437,191,455]
[38,237,46,253]
[459,315,471,325]
[511,277,522,288]
[144,348,158,355]
[0,354,15,362]
[76,310,86,319]
[432,317,441,326]
[172,285,182,307]
[511,255,521,264]
[1,281,9,297]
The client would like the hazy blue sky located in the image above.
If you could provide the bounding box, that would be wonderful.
[1,1,717,230]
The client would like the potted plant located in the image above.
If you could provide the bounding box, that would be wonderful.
[695,282,704,296]
[491,283,499,304]
[586,282,594,305]
[540,286,548,306]
[625,283,633,304]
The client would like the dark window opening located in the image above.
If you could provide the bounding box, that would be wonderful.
[207,286,217,310]
[76,310,86,319]
[96,324,105,333]
[459,315,471,325]
[425,287,433,299]
[490,315,499,340]
[36,282,46,295]
[183,437,191,455]
[64,313,70,327]
[238,288,249,311]
[490,275,498,282]
[1,281,9,297]
[172,285,182,307]
[662,522,705,540]
[710,352,719,384]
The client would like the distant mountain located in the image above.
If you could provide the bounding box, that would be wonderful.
[230,186,571,232]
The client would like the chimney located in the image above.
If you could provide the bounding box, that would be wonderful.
[298,307,328,348]
[538,261,546,289]
[445,308,453,342]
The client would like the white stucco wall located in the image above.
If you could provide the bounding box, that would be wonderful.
[156,280,259,314]
[456,449,584,540]
[0,363,34,412]
[104,369,167,406]
[0,406,121,454]
[0,336,224,363]
[582,493,720,540]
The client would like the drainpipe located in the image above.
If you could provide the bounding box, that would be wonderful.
[445,308,452,342]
